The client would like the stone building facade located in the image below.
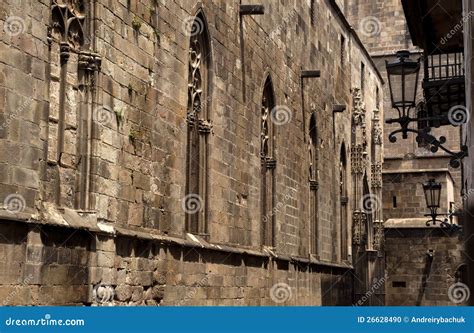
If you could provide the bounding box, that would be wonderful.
[384,227,464,305]
[347,0,466,305]
[0,0,384,305]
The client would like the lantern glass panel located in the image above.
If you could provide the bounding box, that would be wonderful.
[386,51,420,111]
[423,179,442,209]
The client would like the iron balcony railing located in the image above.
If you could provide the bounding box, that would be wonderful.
[422,52,465,127]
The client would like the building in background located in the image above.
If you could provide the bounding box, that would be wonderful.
[0,0,384,305]
[347,0,467,305]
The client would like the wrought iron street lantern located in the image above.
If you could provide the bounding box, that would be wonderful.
[386,50,420,139]
[385,50,468,168]
[423,179,441,217]
[422,179,460,229]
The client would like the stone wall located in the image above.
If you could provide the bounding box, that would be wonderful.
[0,221,353,306]
[383,171,457,221]
[346,0,415,55]
[385,227,465,306]
[0,222,91,305]
[0,0,383,305]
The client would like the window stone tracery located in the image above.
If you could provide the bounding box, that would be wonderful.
[185,14,211,237]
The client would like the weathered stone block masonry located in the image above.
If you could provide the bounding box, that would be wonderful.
[0,0,384,305]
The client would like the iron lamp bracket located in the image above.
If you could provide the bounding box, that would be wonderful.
[386,115,468,168]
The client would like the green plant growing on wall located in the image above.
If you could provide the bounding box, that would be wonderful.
[148,6,155,17]
[129,127,144,145]
[129,128,138,143]
[132,16,142,31]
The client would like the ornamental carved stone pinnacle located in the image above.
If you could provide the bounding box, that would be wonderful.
[351,144,367,175]
[373,220,384,251]
[352,88,366,127]
[352,210,367,246]
[371,162,382,189]
[372,108,383,145]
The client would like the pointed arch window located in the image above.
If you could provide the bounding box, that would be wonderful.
[308,113,319,254]
[261,76,276,247]
[185,12,212,237]
[339,144,348,260]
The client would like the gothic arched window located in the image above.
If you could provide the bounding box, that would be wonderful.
[185,12,212,237]
[308,113,319,254]
[340,143,348,260]
[261,76,276,247]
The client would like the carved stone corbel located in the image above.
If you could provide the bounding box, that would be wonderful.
[371,162,382,189]
[60,42,70,64]
[78,51,102,88]
[198,119,213,134]
[309,179,319,191]
[78,52,102,72]
[351,144,366,175]
[262,157,277,170]
[340,196,349,205]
